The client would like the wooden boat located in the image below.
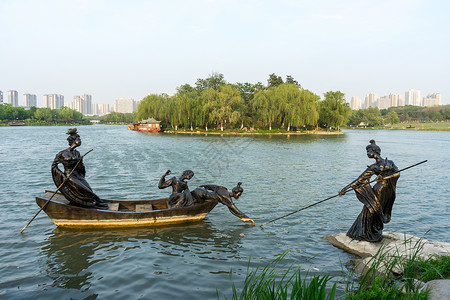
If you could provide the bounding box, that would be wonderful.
[128,118,161,132]
[36,191,218,228]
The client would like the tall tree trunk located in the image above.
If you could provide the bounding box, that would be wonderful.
[241,119,244,129]
[205,123,208,131]
[269,122,272,131]
[190,120,193,131]
[287,122,290,132]
[221,122,224,131]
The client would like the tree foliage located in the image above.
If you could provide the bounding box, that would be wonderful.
[318,91,352,129]
[135,73,351,131]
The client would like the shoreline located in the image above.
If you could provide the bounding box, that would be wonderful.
[162,130,343,135]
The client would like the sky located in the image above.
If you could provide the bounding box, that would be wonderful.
[1,0,449,106]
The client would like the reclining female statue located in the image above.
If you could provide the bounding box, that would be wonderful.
[51,128,107,208]
[191,182,255,226]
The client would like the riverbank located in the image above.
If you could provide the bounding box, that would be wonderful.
[162,128,343,135]
[344,120,450,131]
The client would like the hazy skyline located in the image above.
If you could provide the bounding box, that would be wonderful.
[1,0,449,106]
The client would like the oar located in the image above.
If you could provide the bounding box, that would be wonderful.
[20,149,93,233]
[259,160,427,227]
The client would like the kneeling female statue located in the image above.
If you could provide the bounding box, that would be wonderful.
[158,169,195,208]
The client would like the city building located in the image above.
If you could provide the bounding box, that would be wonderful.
[43,94,64,109]
[389,93,403,107]
[99,103,112,115]
[364,92,377,109]
[8,90,19,107]
[82,94,92,115]
[350,96,360,110]
[0,91,3,105]
[23,94,37,107]
[377,95,391,109]
[115,98,136,113]
[405,89,421,106]
[423,93,442,107]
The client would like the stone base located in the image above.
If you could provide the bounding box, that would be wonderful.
[324,232,450,259]
[324,232,450,295]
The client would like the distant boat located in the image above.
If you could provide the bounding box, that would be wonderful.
[8,122,24,126]
[128,118,161,132]
[36,191,218,228]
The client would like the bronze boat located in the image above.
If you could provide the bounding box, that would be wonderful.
[36,191,218,228]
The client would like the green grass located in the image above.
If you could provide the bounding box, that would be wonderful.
[218,237,449,299]
[217,251,337,300]
[345,120,450,131]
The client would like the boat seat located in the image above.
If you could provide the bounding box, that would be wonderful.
[135,204,154,212]
[108,203,120,211]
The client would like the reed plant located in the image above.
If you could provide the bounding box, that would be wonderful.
[217,251,337,300]
[343,235,441,299]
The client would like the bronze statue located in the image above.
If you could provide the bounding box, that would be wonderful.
[191,182,255,226]
[158,169,195,208]
[339,140,399,242]
[51,128,107,208]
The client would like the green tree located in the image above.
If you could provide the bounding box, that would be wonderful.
[267,73,284,88]
[385,111,400,125]
[318,91,351,129]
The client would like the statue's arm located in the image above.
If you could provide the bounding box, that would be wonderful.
[158,175,173,189]
[339,166,374,195]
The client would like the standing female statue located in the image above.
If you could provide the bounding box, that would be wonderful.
[339,140,399,242]
[158,169,195,208]
[51,128,107,208]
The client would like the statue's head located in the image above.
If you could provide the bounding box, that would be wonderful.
[66,128,81,147]
[366,139,381,158]
[181,170,194,180]
[231,182,243,199]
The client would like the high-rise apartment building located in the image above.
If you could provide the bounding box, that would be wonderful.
[389,93,403,107]
[0,91,3,105]
[350,96,360,110]
[115,98,136,113]
[377,95,391,109]
[405,89,421,106]
[99,103,112,115]
[23,94,37,107]
[43,94,64,109]
[364,92,377,109]
[82,94,92,115]
[8,90,19,107]
[423,93,442,107]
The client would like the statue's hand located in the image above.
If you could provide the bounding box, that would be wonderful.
[165,170,171,176]
[242,218,256,226]
[338,189,347,196]
[376,175,383,182]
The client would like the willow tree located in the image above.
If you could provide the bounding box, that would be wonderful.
[201,88,219,131]
[252,87,281,130]
[318,91,351,129]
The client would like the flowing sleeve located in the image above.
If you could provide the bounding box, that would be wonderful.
[51,152,65,188]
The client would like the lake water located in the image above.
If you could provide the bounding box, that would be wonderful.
[0,126,448,299]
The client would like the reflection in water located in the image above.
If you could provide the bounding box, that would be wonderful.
[40,221,245,297]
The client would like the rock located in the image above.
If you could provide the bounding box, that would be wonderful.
[324,232,450,259]
[324,232,450,278]
[421,280,450,300]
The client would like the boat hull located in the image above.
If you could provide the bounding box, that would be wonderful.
[36,191,218,228]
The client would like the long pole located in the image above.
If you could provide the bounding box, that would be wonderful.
[20,149,93,233]
[259,160,427,227]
